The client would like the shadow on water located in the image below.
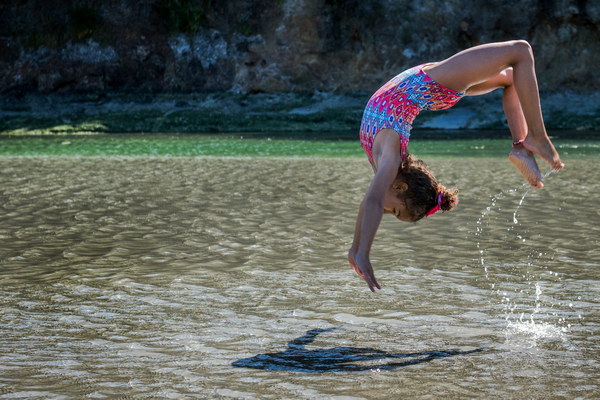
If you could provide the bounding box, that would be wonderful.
[232,328,484,373]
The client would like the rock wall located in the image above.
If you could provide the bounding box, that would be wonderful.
[1,0,599,95]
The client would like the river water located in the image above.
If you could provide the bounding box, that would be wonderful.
[1,156,598,399]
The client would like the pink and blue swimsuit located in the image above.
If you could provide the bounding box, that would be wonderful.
[360,64,465,164]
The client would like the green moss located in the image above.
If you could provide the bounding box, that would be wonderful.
[155,0,209,33]
[71,7,101,40]
[0,117,108,135]
[239,23,254,36]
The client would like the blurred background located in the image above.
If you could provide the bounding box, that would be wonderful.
[1,0,599,133]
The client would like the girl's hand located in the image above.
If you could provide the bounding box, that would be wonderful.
[348,251,381,292]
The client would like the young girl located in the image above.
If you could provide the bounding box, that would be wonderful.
[349,40,564,292]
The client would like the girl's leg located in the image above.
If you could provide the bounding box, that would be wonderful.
[463,68,543,187]
[426,40,563,170]
[461,67,528,140]
[501,70,543,188]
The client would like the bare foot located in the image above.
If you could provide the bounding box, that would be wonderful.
[508,146,544,188]
[523,135,564,170]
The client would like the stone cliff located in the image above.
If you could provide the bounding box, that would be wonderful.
[1,0,599,95]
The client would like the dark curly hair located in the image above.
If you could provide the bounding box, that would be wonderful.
[394,154,459,222]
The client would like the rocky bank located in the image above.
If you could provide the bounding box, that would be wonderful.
[1,0,599,133]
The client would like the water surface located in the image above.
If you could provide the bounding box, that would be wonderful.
[1,156,598,399]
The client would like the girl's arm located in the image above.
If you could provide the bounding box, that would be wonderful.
[348,198,365,257]
[349,131,402,291]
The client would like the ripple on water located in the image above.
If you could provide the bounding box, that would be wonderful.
[0,157,598,399]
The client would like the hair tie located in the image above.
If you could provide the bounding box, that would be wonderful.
[425,193,444,217]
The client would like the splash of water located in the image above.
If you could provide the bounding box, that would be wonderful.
[505,318,567,342]
[512,187,530,224]
[474,169,568,342]
[504,282,568,343]
[474,189,513,279]
[512,169,559,225]
[476,169,560,278]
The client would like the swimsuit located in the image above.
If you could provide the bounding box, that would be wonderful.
[359,64,465,164]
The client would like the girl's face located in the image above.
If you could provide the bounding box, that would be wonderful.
[383,184,412,222]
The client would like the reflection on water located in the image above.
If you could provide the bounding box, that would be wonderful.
[1,156,599,399]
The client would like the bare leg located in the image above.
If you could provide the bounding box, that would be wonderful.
[501,70,543,188]
[426,40,564,170]
[456,67,543,188]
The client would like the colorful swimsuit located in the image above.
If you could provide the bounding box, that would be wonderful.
[359,64,465,164]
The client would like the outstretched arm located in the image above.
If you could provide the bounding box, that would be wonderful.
[348,130,402,291]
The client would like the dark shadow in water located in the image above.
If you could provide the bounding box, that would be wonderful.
[232,327,484,373]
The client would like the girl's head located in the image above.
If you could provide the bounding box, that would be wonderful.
[389,154,458,222]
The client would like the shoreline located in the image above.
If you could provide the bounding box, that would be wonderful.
[1,91,599,136]
[1,134,599,158]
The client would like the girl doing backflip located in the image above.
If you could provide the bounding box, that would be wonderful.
[349,40,564,292]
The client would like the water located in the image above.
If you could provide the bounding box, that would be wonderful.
[1,156,599,399]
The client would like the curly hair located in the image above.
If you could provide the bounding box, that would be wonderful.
[394,154,459,222]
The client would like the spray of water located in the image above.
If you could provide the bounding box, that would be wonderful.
[512,187,530,224]
[476,169,559,279]
[505,281,568,344]
[474,189,514,279]
[474,169,568,343]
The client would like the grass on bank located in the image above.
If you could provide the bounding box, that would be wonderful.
[1,134,599,158]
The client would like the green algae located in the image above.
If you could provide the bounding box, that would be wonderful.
[1,134,599,158]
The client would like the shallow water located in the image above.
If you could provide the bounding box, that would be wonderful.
[1,156,599,399]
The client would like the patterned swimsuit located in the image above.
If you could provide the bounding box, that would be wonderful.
[359,64,464,164]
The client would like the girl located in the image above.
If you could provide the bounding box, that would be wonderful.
[349,40,564,292]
